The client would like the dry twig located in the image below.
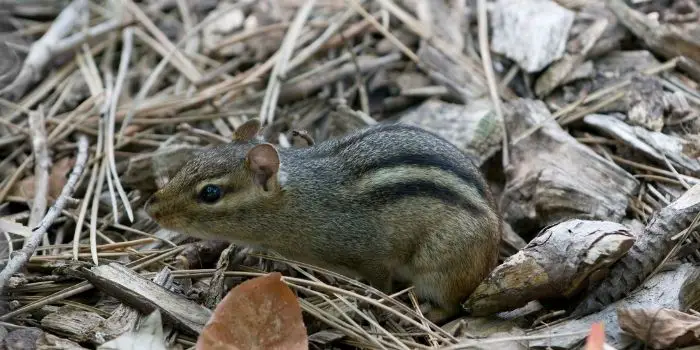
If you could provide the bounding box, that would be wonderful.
[0,135,89,292]
[0,0,86,100]
[260,0,317,125]
[27,110,50,248]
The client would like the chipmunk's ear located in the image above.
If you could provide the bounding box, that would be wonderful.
[245,143,280,191]
[233,119,262,143]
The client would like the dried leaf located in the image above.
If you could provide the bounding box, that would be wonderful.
[48,157,73,199]
[618,308,700,349]
[9,157,74,201]
[196,272,307,350]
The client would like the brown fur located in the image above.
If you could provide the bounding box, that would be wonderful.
[146,119,501,322]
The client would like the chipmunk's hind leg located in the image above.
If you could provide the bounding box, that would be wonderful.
[412,271,467,324]
[409,212,499,324]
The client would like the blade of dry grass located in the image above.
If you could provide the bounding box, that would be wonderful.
[260,0,318,125]
[72,141,99,261]
[6,40,108,123]
[123,0,201,82]
[116,2,249,140]
[0,0,86,100]
[286,7,356,73]
[346,0,419,63]
[104,27,135,223]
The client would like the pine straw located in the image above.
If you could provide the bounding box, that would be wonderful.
[0,0,699,349]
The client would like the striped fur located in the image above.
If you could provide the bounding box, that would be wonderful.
[147,121,501,322]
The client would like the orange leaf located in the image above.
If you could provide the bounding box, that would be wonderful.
[196,272,308,350]
[585,322,605,350]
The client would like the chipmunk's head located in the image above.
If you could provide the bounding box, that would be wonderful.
[145,119,284,241]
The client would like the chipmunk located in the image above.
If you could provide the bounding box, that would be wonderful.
[146,119,502,322]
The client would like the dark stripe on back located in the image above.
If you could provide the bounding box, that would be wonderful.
[354,153,487,197]
[362,180,483,214]
[304,122,487,197]
[324,123,421,156]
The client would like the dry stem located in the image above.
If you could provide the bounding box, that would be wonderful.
[0,0,86,100]
[0,135,89,293]
[27,109,50,248]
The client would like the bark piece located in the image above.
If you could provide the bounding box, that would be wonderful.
[594,74,669,124]
[580,2,630,58]
[75,263,212,335]
[544,50,661,112]
[40,306,105,344]
[584,113,700,175]
[535,19,608,97]
[608,0,700,66]
[571,184,700,318]
[454,329,529,350]
[413,0,465,52]
[500,221,527,258]
[36,333,88,350]
[595,50,660,78]
[93,302,140,344]
[527,263,700,349]
[501,99,638,235]
[3,328,44,350]
[623,75,666,131]
[204,243,236,309]
[561,60,595,85]
[464,220,635,316]
[415,0,486,101]
[394,71,433,94]
[400,98,503,166]
[176,240,231,269]
[91,267,179,344]
[417,44,487,101]
[491,0,575,72]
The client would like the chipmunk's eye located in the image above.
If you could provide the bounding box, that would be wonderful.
[198,184,222,203]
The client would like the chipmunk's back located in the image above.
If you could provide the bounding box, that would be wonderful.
[280,122,494,213]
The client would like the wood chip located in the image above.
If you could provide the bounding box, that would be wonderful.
[464,219,634,316]
[75,263,212,335]
[491,0,575,72]
[500,99,638,235]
